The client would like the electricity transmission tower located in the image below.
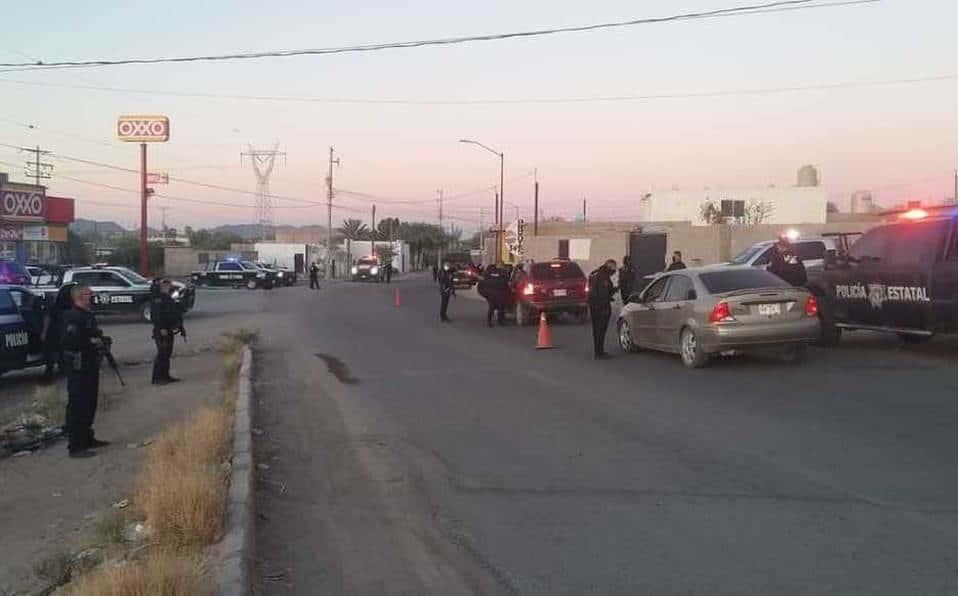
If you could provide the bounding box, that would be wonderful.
[241,144,286,241]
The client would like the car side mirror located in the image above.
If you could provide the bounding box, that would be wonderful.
[628,292,643,304]
[686,289,697,301]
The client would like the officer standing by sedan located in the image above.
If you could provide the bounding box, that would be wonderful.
[152,279,185,385]
[61,284,110,458]
[438,263,454,322]
[588,259,618,359]
[309,262,320,290]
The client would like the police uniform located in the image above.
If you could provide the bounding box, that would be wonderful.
[61,306,104,455]
[309,263,320,290]
[769,247,808,287]
[151,290,184,384]
[438,268,454,322]
[588,266,616,357]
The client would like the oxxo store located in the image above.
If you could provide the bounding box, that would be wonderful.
[0,173,75,263]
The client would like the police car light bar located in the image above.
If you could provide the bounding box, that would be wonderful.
[901,208,929,220]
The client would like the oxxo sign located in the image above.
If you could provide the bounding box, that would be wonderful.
[0,187,45,221]
[117,115,170,142]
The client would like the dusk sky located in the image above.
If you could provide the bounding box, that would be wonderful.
[0,0,955,231]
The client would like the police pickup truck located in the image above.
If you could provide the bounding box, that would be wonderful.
[0,285,46,376]
[34,265,196,324]
[820,207,958,344]
[191,259,275,289]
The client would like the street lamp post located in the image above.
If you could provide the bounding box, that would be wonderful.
[460,139,504,265]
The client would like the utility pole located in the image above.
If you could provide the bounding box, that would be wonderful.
[533,168,539,236]
[22,145,53,187]
[326,147,340,280]
[954,169,957,205]
[582,197,587,222]
[494,190,499,264]
[437,189,444,265]
[371,204,377,258]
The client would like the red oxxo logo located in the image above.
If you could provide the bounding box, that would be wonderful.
[2,191,44,218]
[117,115,170,142]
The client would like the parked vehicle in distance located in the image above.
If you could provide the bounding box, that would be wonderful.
[617,267,819,368]
[191,259,274,289]
[254,261,295,286]
[727,236,842,272]
[510,259,589,326]
[451,264,479,288]
[351,257,381,282]
[0,285,49,376]
[821,207,958,345]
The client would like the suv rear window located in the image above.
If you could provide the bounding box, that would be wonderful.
[699,269,790,294]
[794,241,826,261]
[531,262,584,280]
[0,290,18,315]
[885,220,949,266]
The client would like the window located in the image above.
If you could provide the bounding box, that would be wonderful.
[664,275,694,301]
[885,220,949,267]
[106,273,130,286]
[720,200,745,218]
[71,272,103,285]
[642,276,671,302]
[849,226,892,262]
[218,262,242,272]
[558,239,570,259]
[699,269,789,294]
[240,261,258,270]
[729,244,766,266]
[0,290,16,315]
[794,241,827,261]
[8,289,24,308]
[531,261,584,280]
[753,247,774,266]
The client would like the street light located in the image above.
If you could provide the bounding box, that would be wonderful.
[460,138,505,265]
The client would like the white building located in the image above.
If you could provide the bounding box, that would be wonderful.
[341,240,410,273]
[639,186,827,226]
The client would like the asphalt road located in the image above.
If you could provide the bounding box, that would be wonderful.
[239,275,958,595]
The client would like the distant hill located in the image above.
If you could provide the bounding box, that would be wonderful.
[71,219,128,238]
[71,220,326,242]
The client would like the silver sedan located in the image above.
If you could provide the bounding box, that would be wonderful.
[617,267,820,368]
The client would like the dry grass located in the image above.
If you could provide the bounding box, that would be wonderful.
[94,508,129,545]
[67,549,209,596]
[135,407,232,549]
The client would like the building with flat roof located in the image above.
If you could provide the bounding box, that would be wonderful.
[0,172,75,264]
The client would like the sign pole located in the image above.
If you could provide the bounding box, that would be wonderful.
[140,142,149,276]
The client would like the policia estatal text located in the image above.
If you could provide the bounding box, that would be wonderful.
[151,279,186,385]
[61,285,111,458]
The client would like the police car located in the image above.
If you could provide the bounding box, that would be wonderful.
[36,265,196,324]
[0,285,45,376]
[351,257,382,282]
[191,259,275,289]
[821,206,958,344]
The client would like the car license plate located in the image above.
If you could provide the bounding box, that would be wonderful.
[553,289,567,297]
[758,303,781,316]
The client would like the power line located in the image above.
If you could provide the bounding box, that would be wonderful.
[0,1,877,73]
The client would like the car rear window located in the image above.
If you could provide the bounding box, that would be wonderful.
[794,241,826,260]
[531,262,584,280]
[699,269,790,294]
[0,290,17,315]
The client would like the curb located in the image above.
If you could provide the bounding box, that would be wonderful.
[216,346,253,596]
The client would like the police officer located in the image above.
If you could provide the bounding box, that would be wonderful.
[666,251,687,271]
[41,283,74,381]
[384,261,393,284]
[588,259,617,359]
[478,264,509,327]
[61,284,110,458]
[618,256,636,303]
[432,264,439,283]
[152,279,185,385]
[768,237,808,287]
[438,262,454,322]
[309,262,320,290]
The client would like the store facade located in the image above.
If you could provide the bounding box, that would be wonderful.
[0,173,75,264]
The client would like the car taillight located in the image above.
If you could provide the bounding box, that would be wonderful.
[708,301,735,323]
[523,283,535,296]
[584,283,590,293]
[805,295,819,317]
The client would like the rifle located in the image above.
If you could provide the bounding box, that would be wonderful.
[99,337,126,386]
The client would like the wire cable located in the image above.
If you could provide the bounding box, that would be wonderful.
[0,1,877,73]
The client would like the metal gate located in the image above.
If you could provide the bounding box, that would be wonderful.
[629,233,667,280]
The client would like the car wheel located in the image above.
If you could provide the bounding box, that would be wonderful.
[246,280,258,290]
[680,328,709,369]
[617,319,639,353]
[141,301,152,324]
[781,345,807,364]
[898,333,932,344]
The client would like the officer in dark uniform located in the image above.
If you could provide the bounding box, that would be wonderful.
[152,279,185,385]
[768,237,808,287]
[384,261,393,284]
[41,282,76,381]
[666,251,687,271]
[61,284,110,458]
[588,259,618,359]
[432,264,439,283]
[309,262,320,290]
[438,263,454,322]
[477,265,509,327]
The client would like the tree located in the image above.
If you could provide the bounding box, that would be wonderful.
[108,236,165,272]
[66,229,93,265]
[338,219,369,265]
[744,201,774,226]
[700,202,723,225]
[186,228,243,250]
[377,217,400,241]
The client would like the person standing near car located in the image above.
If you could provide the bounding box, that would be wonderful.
[41,282,75,381]
[151,279,185,385]
[588,259,618,359]
[432,263,439,283]
[61,284,110,458]
[385,261,393,284]
[666,251,687,271]
[618,256,636,303]
[438,262,454,322]
[478,264,509,327]
[309,262,320,290]
[768,237,808,287]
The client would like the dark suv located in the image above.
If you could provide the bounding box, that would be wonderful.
[510,260,589,325]
[821,207,958,344]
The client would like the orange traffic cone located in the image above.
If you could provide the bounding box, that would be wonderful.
[394,288,401,308]
[536,312,554,349]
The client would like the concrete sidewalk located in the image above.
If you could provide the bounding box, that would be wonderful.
[0,348,224,595]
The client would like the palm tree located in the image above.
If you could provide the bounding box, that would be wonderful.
[338,219,369,267]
